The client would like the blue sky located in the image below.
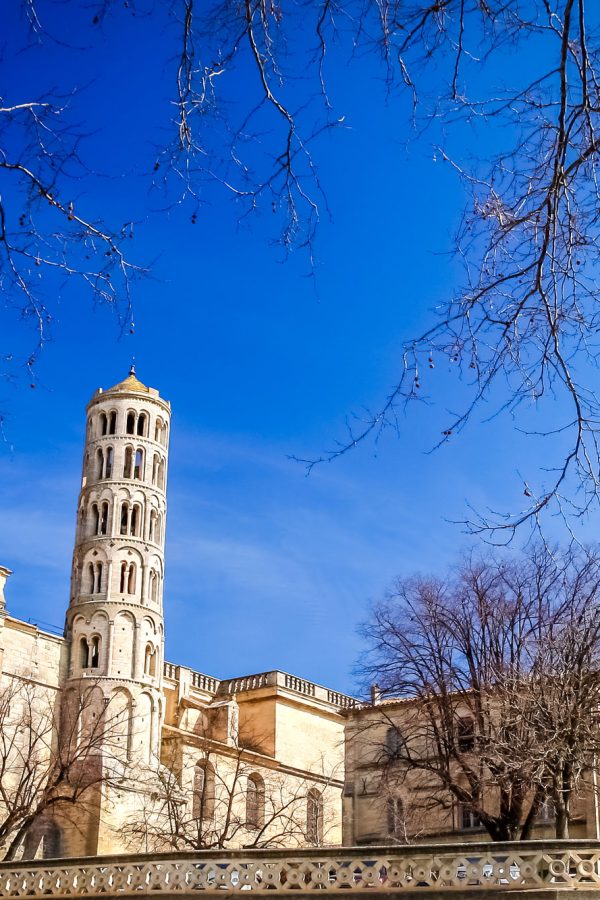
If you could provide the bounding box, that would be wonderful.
[1,2,591,694]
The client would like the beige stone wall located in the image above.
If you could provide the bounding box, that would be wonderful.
[344,703,593,846]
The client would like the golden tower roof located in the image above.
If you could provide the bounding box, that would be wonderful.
[106,366,150,394]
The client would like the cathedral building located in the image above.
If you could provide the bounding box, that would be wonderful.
[0,372,354,859]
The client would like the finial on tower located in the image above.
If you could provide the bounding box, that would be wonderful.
[129,357,136,377]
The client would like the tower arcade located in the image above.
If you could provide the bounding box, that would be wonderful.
[65,369,170,767]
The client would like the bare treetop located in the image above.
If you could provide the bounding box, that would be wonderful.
[6,2,600,538]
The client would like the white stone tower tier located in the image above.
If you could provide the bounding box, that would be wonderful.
[65,368,171,766]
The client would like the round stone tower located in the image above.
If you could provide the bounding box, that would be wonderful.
[65,368,170,767]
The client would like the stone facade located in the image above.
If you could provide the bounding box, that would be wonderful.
[342,698,599,846]
[0,373,351,860]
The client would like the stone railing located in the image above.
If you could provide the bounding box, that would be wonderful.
[2,841,600,896]
[164,664,357,709]
[218,670,356,709]
[191,671,220,693]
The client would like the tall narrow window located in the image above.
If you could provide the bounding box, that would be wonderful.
[120,502,129,535]
[91,504,99,535]
[87,562,95,593]
[149,570,158,602]
[144,644,157,676]
[134,448,144,480]
[99,413,107,436]
[108,411,117,434]
[246,774,265,829]
[149,510,157,542]
[192,762,215,821]
[123,446,133,479]
[127,563,136,594]
[152,453,159,486]
[130,504,140,536]
[137,413,147,436]
[99,502,109,535]
[96,448,104,480]
[105,447,113,478]
[306,789,323,845]
[456,718,475,753]
[120,561,127,593]
[158,459,165,490]
[386,796,405,838]
[79,637,89,668]
[89,636,100,669]
[155,419,162,443]
[94,562,103,593]
[156,514,162,542]
[385,726,404,759]
[126,412,135,435]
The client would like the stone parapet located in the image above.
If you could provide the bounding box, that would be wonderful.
[2,840,600,896]
[163,663,357,710]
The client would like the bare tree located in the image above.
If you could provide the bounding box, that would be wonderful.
[1,78,140,389]
[0,676,127,860]
[357,545,600,840]
[8,2,600,537]
[124,726,340,851]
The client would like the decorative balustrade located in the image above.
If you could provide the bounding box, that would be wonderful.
[191,671,220,693]
[163,662,178,680]
[327,690,357,709]
[284,674,316,696]
[220,672,273,694]
[164,663,357,709]
[2,841,600,896]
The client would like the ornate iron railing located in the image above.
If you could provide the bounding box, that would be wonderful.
[2,841,600,895]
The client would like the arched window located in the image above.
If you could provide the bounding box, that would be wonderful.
[99,502,109,536]
[144,644,157,676]
[134,448,144,480]
[89,635,100,669]
[91,503,100,535]
[306,789,323,845]
[192,762,215,821]
[386,796,405,838]
[105,446,113,478]
[154,419,163,443]
[162,423,168,446]
[156,513,162,543]
[149,509,157,542]
[246,773,265,829]
[120,561,127,593]
[79,637,89,668]
[127,563,136,594]
[149,570,158,602]
[108,411,117,435]
[137,413,147,436]
[152,453,159,486]
[87,562,95,593]
[130,504,140,536]
[96,448,104,480]
[94,561,103,593]
[385,726,404,759]
[126,411,136,435]
[158,458,165,490]
[120,502,129,535]
[99,412,107,436]
[123,446,133,479]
